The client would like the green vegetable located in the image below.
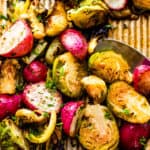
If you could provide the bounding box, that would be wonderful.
[22,40,48,64]
[0,119,29,150]
[52,52,88,98]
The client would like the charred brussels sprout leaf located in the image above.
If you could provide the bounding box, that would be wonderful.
[79,104,119,150]
[107,81,150,123]
[88,51,132,83]
[52,52,87,98]
[0,119,29,150]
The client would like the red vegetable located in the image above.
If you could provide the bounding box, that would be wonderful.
[0,19,33,57]
[0,94,22,120]
[60,29,88,60]
[133,65,150,97]
[104,0,128,10]
[120,122,150,150]
[23,82,62,113]
[61,101,84,137]
[23,61,48,83]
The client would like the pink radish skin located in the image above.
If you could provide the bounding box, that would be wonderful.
[23,61,48,83]
[0,20,33,57]
[60,29,88,60]
[61,101,84,136]
[120,122,150,150]
[0,94,22,120]
[23,82,62,113]
[133,65,150,97]
[104,0,128,10]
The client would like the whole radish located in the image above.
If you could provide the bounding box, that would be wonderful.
[60,29,88,60]
[120,122,150,150]
[23,61,47,83]
[133,65,150,97]
[0,94,22,120]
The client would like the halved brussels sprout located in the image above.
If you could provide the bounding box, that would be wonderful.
[81,75,107,104]
[88,51,132,83]
[79,104,119,150]
[52,52,87,98]
[67,0,108,29]
[107,81,150,123]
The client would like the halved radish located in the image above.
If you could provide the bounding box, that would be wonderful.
[23,82,62,113]
[61,101,84,137]
[0,19,33,57]
[104,0,128,10]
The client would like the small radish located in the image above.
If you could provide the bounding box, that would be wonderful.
[133,65,150,97]
[23,61,48,83]
[104,0,128,10]
[61,101,84,137]
[23,82,62,113]
[0,94,22,120]
[60,29,88,60]
[120,122,150,150]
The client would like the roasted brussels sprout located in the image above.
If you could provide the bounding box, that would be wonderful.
[0,119,29,150]
[45,1,68,36]
[107,81,150,123]
[132,0,150,10]
[45,38,65,65]
[81,75,107,104]
[52,52,87,98]
[67,0,108,29]
[88,51,132,83]
[78,104,119,150]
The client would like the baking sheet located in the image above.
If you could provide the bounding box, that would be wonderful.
[109,15,150,58]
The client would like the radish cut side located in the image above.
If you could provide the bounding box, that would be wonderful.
[23,82,62,113]
[104,0,128,10]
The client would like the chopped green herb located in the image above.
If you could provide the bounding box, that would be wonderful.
[47,104,54,107]
[104,111,112,120]
[46,80,56,89]
[11,116,17,121]
[37,15,42,21]
[0,14,8,20]
[139,137,147,146]
[56,122,63,126]
[122,108,130,115]
[43,112,49,118]
[104,24,113,29]
[29,128,41,136]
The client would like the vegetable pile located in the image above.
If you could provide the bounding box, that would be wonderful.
[0,0,150,150]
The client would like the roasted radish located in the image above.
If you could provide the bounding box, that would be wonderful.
[60,29,88,60]
[0,20,33,57]
[104,0,128,10]
[61,101,84,137]
[120,122,150,150]
[0,94,22,120]
[23,61,48,83]
[133,65,150,97]
[23,82,62,113]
